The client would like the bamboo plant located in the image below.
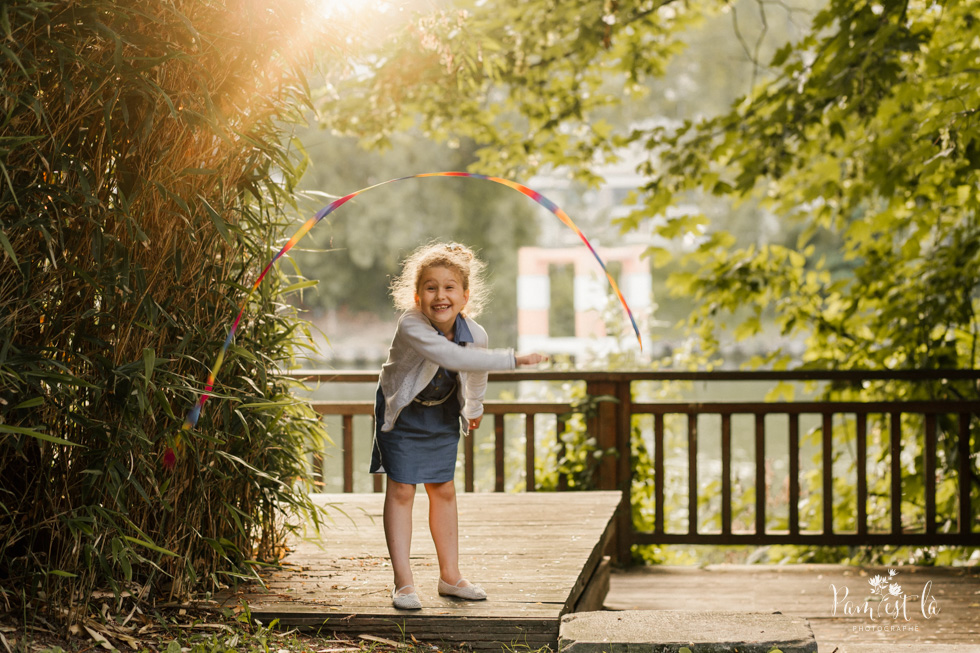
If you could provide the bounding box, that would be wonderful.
[1,0,337,619]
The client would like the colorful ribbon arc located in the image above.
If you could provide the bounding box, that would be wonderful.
[180,171,642,435]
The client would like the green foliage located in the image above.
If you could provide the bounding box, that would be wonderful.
[288,130,538,346]
[534,389,620,491]
[644,0,980,378]
[1,0,335,619]
[316,0,711,184]
[318,0,980,560]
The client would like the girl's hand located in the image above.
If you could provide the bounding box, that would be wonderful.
[467,416,482,431]
[516,353,549,366]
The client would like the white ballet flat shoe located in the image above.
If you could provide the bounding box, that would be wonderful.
[438,577,487,600]
[392,585,422,610]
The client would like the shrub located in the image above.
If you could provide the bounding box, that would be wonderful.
[0,0,334,618]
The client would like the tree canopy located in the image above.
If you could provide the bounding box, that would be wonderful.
[320,0,980,376]
[287,130,538,348]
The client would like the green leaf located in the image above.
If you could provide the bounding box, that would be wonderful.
[0,43,28,76]
[12,397,44,410]
[0,424,83,447]
[0,228,20,271]
[241,400,294,410]
[47,570,79,578]
[0,6,10,41]
[282,279,318,295]
[142,347,156,382]
[121,536,179,557]
[200,197,234,247]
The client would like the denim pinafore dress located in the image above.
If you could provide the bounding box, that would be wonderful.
[369,316,472,484]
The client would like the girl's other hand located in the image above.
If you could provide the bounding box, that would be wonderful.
[467,416,482,431]
[516,353,549,366]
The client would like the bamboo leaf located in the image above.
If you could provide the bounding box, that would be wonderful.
[121,536,179,557]
[47,570,79,578]
[143,347,155,382]
[12,397,44,410]
[0,424,84,447]
[0,224,20,271]
[0,159,20,209]
[282,279,318,295]
[0,43,28,75]
[240,399,294,410]
[0,6,10,41]
[200,196,234,247]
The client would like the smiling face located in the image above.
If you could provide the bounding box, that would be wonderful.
[415,265,469,336]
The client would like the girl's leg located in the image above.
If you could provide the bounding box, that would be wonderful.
[424,480,462,584]
[384,477,417,592]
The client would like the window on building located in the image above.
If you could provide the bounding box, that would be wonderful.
[548,263,575,338]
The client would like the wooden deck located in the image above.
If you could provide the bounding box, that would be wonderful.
[606,564,980,652]
[219,492,621,651]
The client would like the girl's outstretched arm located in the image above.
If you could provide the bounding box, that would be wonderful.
[516,353,549,366]
[397,311,516,372]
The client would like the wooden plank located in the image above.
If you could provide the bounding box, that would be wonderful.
[924,412,937,534]
[856,412,867,535]
[573,557,610,613]
[631,399,980,414]
[722,413,732,536]
[342,415,354,493]
[606,564,980,651]
[789,413,800,536]
[219,492,621,652]
[822,412,834,534]
[632,531,980,545]
[557,417,568,492]
[688,413,698,535]
[958,412,971,534]
[654,413,665,535]
[525,415,535,492]
[890,411,903,534]
[464,429,475,493]
[494,415,504,493]
[612,380,633,564]
[292,369,980,383]
[371,414,383,493]
[755,413,766,535]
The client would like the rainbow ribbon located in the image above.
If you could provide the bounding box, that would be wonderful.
[180,172,642,433]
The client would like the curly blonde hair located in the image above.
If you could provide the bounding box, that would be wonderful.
[390,242,490,318]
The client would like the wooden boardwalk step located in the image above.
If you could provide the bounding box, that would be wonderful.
[218,491,622,651]
[605,564,980,651]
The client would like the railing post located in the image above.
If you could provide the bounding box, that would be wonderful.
[586,376,632,565]
[587,378,619,491]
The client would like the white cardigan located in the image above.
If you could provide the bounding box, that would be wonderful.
[378,309,516,432]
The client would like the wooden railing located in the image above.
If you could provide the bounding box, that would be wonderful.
[292,369,980,563]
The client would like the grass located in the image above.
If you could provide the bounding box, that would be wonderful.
[1,593,557,653]
[0,601,551,653]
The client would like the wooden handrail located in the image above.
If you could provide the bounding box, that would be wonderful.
[290,368,980,382]
[297,369,980,561]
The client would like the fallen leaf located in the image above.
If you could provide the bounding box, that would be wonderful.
[83,624,114,651]
[359,634,407,648]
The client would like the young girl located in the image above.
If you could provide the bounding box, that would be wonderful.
[370,242,547,610]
